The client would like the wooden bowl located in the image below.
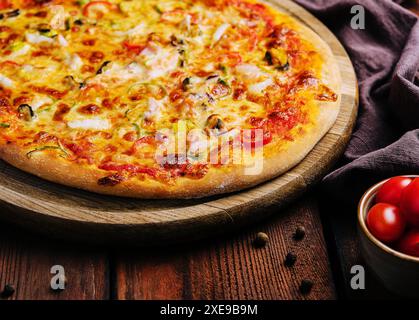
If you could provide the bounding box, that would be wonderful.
[358,176,419,298]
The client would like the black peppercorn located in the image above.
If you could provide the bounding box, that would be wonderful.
[293,226,306,241]
[299,279,313,295]
[284,252,297,267]
[253,232,269,248]
[1,284,15,298]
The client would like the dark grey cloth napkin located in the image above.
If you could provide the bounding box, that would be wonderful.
[295,0,419,203]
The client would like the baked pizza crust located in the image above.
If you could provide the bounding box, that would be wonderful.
[0,1,341,199]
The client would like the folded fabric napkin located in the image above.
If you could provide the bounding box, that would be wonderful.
[295,0,419,203]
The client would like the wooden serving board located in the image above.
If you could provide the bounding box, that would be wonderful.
[0,0,358,245]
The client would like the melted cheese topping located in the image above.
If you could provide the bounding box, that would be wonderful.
[0,0,336,184]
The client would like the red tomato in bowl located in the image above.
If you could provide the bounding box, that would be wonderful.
[376,176,412,206]
[397,230,419,258]
[366,203,406,243]
[400,178,419,227]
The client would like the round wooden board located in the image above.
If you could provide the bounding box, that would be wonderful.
[0,0,358,245]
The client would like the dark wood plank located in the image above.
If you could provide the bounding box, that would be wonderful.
[0,222,109,300]
[114,194,336,300]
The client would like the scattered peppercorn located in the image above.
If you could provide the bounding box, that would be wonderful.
[1,284,15,298]
[284,252,297,267]
[293,226,306,241]
[253,232,269,248]
[299,279,313,295]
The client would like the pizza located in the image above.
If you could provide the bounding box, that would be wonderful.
[0,0,340,199]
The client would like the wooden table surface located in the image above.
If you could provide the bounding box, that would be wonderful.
[0,1,417,301]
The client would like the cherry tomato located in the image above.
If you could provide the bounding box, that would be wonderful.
[400,178,419,227]
[376,176,412,206]
[397,229,419,258]
[366,203,406,243]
